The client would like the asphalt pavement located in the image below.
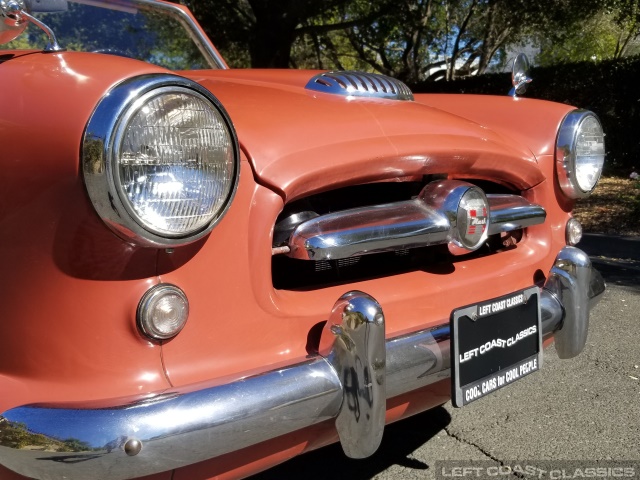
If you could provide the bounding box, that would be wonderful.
[251,234,640,480]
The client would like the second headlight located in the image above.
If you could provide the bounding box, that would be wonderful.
[83,74,240,247]
[556,109,605,199]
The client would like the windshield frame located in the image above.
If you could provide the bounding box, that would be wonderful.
[128,0,227,70]
[7,0,228,69]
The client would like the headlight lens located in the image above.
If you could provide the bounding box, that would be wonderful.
[117,88,235,237]
[83,75,239,247]
[556,110,605,199]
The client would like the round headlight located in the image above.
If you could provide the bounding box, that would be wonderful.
[83,75,239,247]
[556,110,605,199]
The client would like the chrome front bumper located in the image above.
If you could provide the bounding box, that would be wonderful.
[0,247,605,480]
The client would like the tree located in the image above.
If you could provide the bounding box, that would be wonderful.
[328,0,452,82]
[278,0,608,82]
[183,0,633,77]
[612,0,640,57]
[183,0,386,68]
[534,0,640,65]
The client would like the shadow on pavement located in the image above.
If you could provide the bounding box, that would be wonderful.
[35,453,104,464]
[250,406,451,480]
[589,259,640,291]
[579,234,640,292]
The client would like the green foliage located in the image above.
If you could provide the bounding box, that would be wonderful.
[411,54,640,174]
[0,420,31,449]
[4,25,47,50]
[0,418,98,452]
[536,10,640,65]
[188,0,621,82]
[309,0,454,82]
[181,0,252,67]
[61,438,93,452]
[0,419,60,450]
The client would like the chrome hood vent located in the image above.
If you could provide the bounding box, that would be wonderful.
[306,71,414,101]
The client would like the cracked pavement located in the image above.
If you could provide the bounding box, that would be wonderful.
[250,235,640,479]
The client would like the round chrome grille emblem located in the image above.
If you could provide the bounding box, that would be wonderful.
[457,188,489,249]
[445,186,490,256]
[413,180,492,256]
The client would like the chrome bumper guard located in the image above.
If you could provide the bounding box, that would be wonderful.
[0,247,604,480]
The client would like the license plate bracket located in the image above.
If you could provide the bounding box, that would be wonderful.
[451,286,542,407]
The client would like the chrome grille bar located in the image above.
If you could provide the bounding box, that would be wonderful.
[487,194,547,234]
[280,190,545,260]
[287,199,449,260]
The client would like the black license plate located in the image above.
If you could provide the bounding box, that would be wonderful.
[451,286,542,407]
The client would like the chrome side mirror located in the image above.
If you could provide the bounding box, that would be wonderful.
[0,0,28,44]
[509,53,532,97]
[0,0,65,51]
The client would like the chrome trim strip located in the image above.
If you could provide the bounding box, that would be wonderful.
[306,71,414,101]
[284,186,546,261]
[0,248,604,480]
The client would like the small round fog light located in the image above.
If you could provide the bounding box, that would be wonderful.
[566,218,583,246]
[137,284,189,341]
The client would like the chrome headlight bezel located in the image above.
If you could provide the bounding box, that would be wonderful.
[82,74,240,248]
[556,109,605,199]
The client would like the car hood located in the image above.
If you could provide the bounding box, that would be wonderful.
[0,52,557,203]
[186,70,546,202]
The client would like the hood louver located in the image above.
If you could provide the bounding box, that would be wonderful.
[306,71,414,101]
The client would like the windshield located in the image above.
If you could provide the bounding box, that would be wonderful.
[2,0,222,70]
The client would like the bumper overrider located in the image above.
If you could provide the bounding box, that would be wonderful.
[0,247,604,480]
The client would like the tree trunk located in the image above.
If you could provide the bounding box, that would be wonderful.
[248,13,297,67]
